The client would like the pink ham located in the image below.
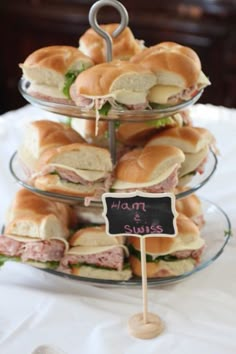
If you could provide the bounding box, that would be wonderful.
[60,247,125,272]
[0,235,23,256]
[21,240,66,262]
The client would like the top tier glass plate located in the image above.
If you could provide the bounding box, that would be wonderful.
[18,79,204,122]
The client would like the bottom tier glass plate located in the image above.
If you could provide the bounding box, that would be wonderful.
[39,198,231,287]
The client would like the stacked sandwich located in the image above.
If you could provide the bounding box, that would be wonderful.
[18,119,85,174]
[145,125,216,186]
[128,213,205,278]
[19,45,94,103]
[0,189,73,268]
[59,225,132,280]
[18,120,113,205]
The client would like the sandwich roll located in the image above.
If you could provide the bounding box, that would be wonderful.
[1,189,72,269]
[128,213,205,278]
[131,41,210,105]
[18,120,85,173]
[116,113,186,147]
[69,225,125,247]
[59,243,131,280]
[146,126,215,185]
[69,60,156,114]
[175,190,205,228]
[33,143,113,204]
[112,145,185,193]
[19,45,94,102]
[79,23,145,64]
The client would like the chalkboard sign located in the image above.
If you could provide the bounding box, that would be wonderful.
[102,191,177,238]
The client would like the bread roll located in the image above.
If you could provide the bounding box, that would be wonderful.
[5,189,70,240]
[79,23,144,64]
[70,60,156,107]
[128,213,205,278]
[19,45,94,100]
[18,120,85,172]
[113,145,185,190]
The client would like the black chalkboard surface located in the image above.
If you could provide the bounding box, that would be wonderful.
[102,191,177,238]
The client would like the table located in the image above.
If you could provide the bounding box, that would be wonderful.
[0,104,235,354]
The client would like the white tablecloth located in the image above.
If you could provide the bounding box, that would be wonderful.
[0,104,235,354]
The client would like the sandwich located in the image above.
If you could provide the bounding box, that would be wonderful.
[32,143,113,205]
[19,45,94,102]
[69,60,156,119]
[1,189,71,269]
[175,189,205,229]
[18,120,85,173]
[128,213,205,278]
[116,111,190,148]
[145,126,215,186]
[79,23,145,64]
[70,118,109,147]
[59,225,132,280]
[131,41,211,106]
[112,145,185,193]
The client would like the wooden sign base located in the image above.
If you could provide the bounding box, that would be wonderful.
[128,312,164,339]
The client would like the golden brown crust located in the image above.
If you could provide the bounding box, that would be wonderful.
[6,189,71,229]
[131,41,201,88]
[176,193,202,219]
[20,45,94,73]
[114,145,184,183]
[128,213,200,254]
[71,60,155,96]
[79,24,144,64]
[146,126,212,153]
[116,122,160,146]
[36,142,111,171]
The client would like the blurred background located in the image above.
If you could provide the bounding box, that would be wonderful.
[0,0,236,114]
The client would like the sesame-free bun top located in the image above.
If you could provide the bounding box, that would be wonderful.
[114,145,185,184]
[69,225,125,247]
[18,120,85,171]
[19,45,94,86]
[79,23,144,64]
[128,213,201,255]
[131,41,201,88]
[176,192,202,219]
[36,142,113,173]
[146,126,213,153]
[70,60,156,98]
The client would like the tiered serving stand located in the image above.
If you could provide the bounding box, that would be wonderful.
[9,0,231,287]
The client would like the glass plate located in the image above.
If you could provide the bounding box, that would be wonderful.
[40,199,232,287]
[9,150,217,205]
[18,78,204,122]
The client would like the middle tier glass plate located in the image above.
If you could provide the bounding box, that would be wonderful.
[9,149,217,205]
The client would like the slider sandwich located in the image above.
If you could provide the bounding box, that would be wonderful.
[32,143,113,205]
[19,45,94,102]
[79,23,145,64]
[146,126,215,186]
[131,41,210,106]
[59,225,132,280]
[116,111,190,148]
[112,145,185,193]
[175,191,205,229]
[70,118,109,147]
[18,120,85,173]
[69,60,156,118]
[128,213,205,278]
[0,189,71,269]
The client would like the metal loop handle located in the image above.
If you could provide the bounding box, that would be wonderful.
[89,0,129,62]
